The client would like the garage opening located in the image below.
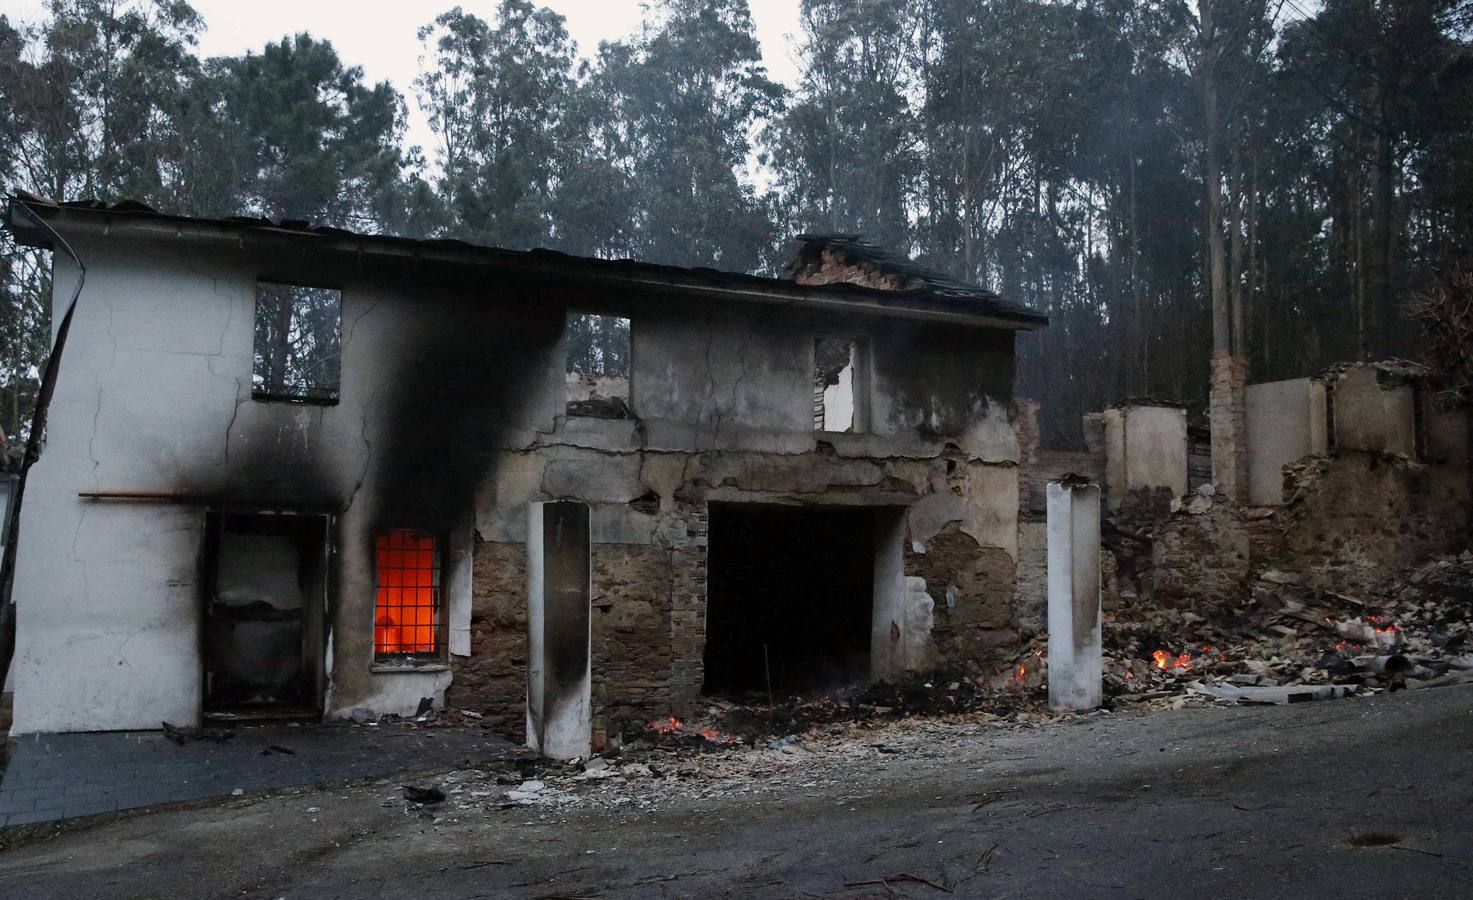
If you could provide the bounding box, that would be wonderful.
[704,504,878,698]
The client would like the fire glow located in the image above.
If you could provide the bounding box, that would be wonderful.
[649,715,682,734]
[646,716,733,744]
[1153,649,1191,670]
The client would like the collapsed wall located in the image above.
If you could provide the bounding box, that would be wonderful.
[1021,362,1472,633]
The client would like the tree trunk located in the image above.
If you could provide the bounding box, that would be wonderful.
[1229,142,1246,360]
[1374,94,1395,357]
[1202,0,1231,357]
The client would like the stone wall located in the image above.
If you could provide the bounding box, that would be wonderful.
[1275,449,1469,592]
[905,524,1021,673]
[590,544,674,731]
[447,540,528,737]
[1149,493,1251,609]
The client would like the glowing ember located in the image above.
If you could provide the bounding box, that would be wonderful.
[1152,649,1191,670]
[648,715,682,734]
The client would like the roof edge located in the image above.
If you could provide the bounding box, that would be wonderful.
[5,197,1049,331]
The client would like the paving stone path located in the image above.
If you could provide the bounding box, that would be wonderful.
[0,723,511,827]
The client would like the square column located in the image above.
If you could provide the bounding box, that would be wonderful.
[1047,481,1102,711]
[1210,352,1249,504]
[526,501,591,760]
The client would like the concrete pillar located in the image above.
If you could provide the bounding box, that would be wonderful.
[526,501,591,760]
[1210,352,1250,504]
[870,508,907,682]
[1047,481,1102,711]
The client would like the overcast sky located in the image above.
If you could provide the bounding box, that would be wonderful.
[0,0,806,161]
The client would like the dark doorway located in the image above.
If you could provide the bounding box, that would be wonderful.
[203,512,328,717]
[704,504,875,697]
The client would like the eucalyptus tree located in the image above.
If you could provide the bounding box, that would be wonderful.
[768,0,919,255]
[588,0,783,271]
[416,1,582,248]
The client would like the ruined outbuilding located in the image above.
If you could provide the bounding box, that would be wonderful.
[1,201,1045,748]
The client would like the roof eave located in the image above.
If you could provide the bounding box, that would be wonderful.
[5,200,1049,331]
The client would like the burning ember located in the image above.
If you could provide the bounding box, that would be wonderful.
[649,715,682,734]
[646,715,733,744]
[1152,649,1192,671]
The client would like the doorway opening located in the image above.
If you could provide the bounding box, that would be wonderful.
[703,504,876,698]
[202,512,328,719]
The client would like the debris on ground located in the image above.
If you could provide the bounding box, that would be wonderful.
[1095,549,1473,708]
[402,785,446,804]
[370,550,1473,823]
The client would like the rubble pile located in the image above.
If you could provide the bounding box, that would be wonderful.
[377,546,1473,820]
[393,712,1059,817]
[1097,550,1473,706]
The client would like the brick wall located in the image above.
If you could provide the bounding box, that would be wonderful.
[591,544,674,732]
[905,523,1020,673]
[1209,353,1249,504]
[449,538,691,738]
[446,540,527,737]
[668,505,708,712]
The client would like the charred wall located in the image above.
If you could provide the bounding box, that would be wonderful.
[10,224,1028,736]
[462,295,1027,737]
[9,230,570,732]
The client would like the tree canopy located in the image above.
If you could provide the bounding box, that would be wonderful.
[3,0,1472,446]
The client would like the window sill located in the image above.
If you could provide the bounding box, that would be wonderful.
[370,662,449,674]
[252,391,340,407]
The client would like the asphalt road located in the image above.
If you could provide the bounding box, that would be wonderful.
[2,685,1471,898]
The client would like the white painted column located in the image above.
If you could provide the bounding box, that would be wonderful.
[1047,481,1102,711]
[526,501,592,760]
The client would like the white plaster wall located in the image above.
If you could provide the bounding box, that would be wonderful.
[1332,366,1416,455]
[1102,405,1186,509]
[10,237,475,733]
[1246,377,1327,506]
[1123,406,1188,498]
[1101,409,1126,509]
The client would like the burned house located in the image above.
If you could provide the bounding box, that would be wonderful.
[2,200,1044,756]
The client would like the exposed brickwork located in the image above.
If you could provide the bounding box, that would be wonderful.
[1210,353,1250,504]
[446,540,527,738]
[591,544,674,732]
[1274,451,1469,593]
[1149,499,1250,609]
[789,248,921,292]
[906,523,1021,673]
[1015,399,1041,518]
[668,505,708,713]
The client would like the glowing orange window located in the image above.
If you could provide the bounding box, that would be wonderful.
[374,530,441,656]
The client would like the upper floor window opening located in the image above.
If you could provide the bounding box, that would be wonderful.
[253,281,342,404]
[814,337,868,433]
[566,312,631,419]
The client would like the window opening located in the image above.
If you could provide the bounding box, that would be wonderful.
[374,529,441,657]
[253,281,342,403]
[815,338,864,433]
[566,312,631,418]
